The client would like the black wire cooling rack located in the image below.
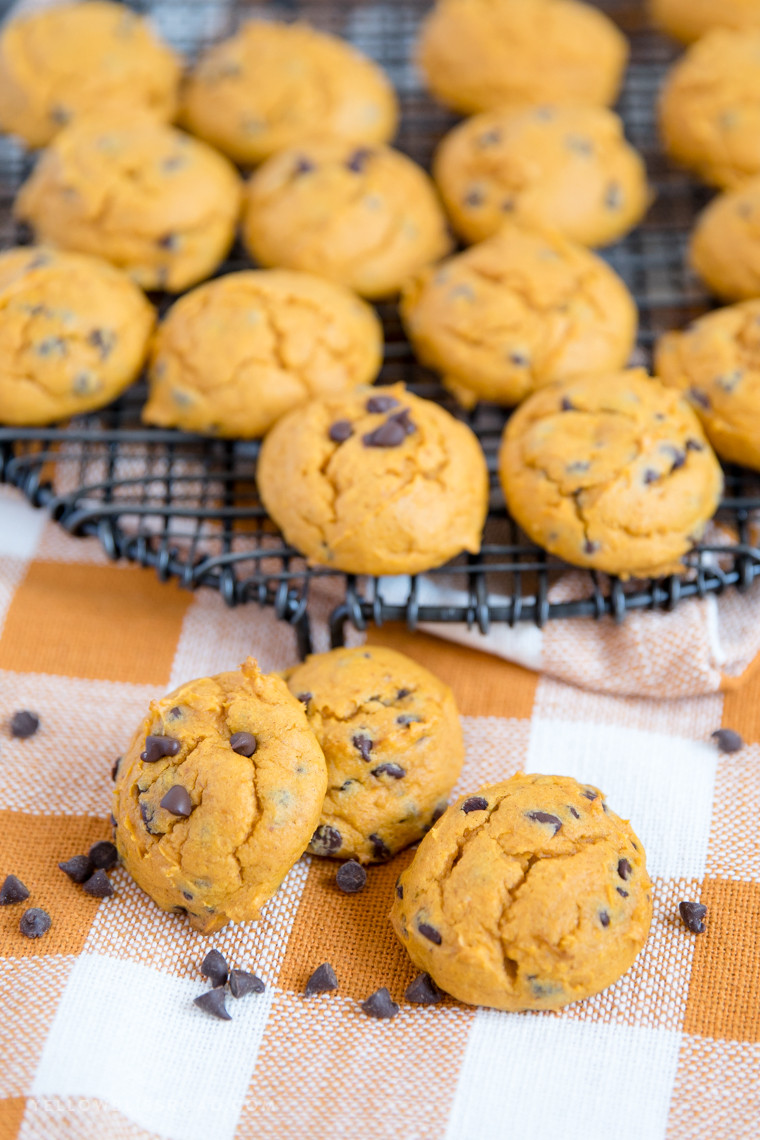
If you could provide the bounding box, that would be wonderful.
[2,0,760,655]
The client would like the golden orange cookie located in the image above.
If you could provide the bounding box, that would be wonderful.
[650,0,760,44]
[690,178,760,302]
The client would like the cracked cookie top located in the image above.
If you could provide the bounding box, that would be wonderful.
[143,269,383,438]
[180,20,398,166]
[241,140,452,299]
[498,368,723,580]
[112,658,327,934]
[391,772,652,1011]
[283,646,464,864]
[256,382,490,576]
[400,221,637,409]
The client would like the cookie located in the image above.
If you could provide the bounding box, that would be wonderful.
[283,646,464,864]
[15,116,242,293]
[391,773,653,1012]
[112,658,327,934]
[400,221,637,409]
[418,0,627,115]
[241,140,451,299]
[650,0,760,44]
[143,270,382,438]
[433,104,650,248]
[690,177,760,302]
[256,383,489,577]
[0,1,180,149]
[180,20,397,166]
[659,30,760,190]
[655,301,760,471]
[498,369,723,579]
[0,247,154,426]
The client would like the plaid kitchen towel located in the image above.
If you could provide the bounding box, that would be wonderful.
[1,483,759,1140]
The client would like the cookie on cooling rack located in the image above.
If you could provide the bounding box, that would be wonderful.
[283,646,464,864]
[113,657,327,934]
[391,773,653,1011]
[241,140,451,299]
[400,220,637,409]
[650,0,760,44]
[690,177,760,302]
[14,116,241,293]
[433,104,650,248]
[0,1,180,149]
[180,20,398,166]
[0,247,154,426]
[143,270,382,438]
[256,383,489,577]
[417,0,627,115]
[498,369,724,580]
[655,300,760,471]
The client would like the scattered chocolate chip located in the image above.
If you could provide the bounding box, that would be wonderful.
[141,735,181,763]
[336,860,367,893]
[83,869,114,898]
[599,910,610,927]
[353,734,373,762]
[194,988,231,1020]
[361,987,399,1019]
[643,468,659,484]
[396,881,403,899]
[89,841,118,870]
[346,147,373,172]
[568,806,580,819]
[229,731,257,757]
[581,789,598,801]
[160,786,193,817]
[311,824,342,856]
[617,887,629,897]
[679,900,707,933]
[688,387,711,410]
[157,233,178,250]
[10,710,39,739]
[329,420,353,443]
[296,692,313,705]
[201,948,228,987]
[405,972,441,1005]
[583,539,600,554]
[293,156,315,176]
[111,757,121,781]
[0,874,29,905]
[362,418,407,448]
[560,397,576,412]
[418,921,442,945]
[229,969,265,997]
[686,439,704,452]
[526,811,562,835]
[396,713,421,725]
[366,395,399,414]
[19,907,51,938]
[58,855,94,884]
[371,763,406,779]
[369,834,391,861]
[462,797,488,814]
[711,728,743,754]
[305,962,338,996]
[618,858,632,880]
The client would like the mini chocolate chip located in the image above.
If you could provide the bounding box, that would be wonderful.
[89,841,118,870]
[643,469,659,484]
[194,988,231,1020]
[58,855,94,884]
[396,881,403,899]
[353,734,373,761]
[396,713,421,725]
[405,972,442,1005]
[140,799,158,833]
[599,910,610,927]
[336,860,367,893]
[605,182,623,209]
[670,449,686,471]
[397,688,411,699]
[361,987,399,1019]
[111,757,121,781]
[618,858,632,880]
[560,397,576,412]
[566,134,593,156]
[82,869,114,898]
[0,874,29,904]
[229,731,257,757]
[168,706,183,719]
[346,147,373,172]
[581,789,598,801]
[617,887,629,897]
[568,806,580,819]
[371,763,406,779]
[36,336,66,357]
[366,394,399,413]
[431,804,447,825]
[293,156,315,176]
[296,692,313,705]
[201,948,228,987]
[686,439,704,452]
[462,797,488,814]
[389,408,416,436]
[10,710,39,739]
[567,461,590,474]
[584,539,600,554]
[418,921,442,945]
[305,962,338,996]
[602,802,609,813]
[478,128,501,146]
[310,824,343,856]
[329,420,353,443]
[464,187,483,208]
[141,735,181,763]
[183,891,193,900]
[526,811,562,835]
[229,969,265,997]
[362,419,407,448]
[161,786,193,817]
[157,233,178,250]
[109,814,117,830]
[689,387,711,410]
[369,834,391,861]
[19,907,51,938]
[87,329,114,358]
[711,728,743,753]
[679,900,707,933]
[339,779,356,791]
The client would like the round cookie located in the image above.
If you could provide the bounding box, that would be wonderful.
[418,0,628,115]
[433,104,650,248]
[242,140,451,299]
[0,247,155,426]
[690,177,760,302]
[257,383,489,577]
[400,221,637,409]
[659,30,760,190]
[112,657,327,934]
[283,646,464,864]
[0,1,180,149]
[180,20,397,166]
[650,0,760,44]
[143,270,382,437]
[655,301,760,470]
[391,773,653,1012]
[14,116,241,293]
[498,369,723,580]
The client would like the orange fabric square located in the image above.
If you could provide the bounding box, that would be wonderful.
[0,1098,26,1140]
[683,878,760,1043]
[0,561,192,684]
[721,661,760,746]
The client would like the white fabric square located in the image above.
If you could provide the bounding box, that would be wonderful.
[445,1013,681,1140]
[0,493,47,559]
[31,954,274,1140]
[527,718,717,880]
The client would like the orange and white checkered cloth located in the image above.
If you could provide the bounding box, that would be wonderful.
[1,482,759,1140]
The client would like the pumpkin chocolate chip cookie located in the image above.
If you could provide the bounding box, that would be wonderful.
[112,658,327,934]
[650,0,760,44]
[391,773,653,1011]
[180,20,398,166]
[498,369,723,580]
[283,646,464,864]
[256,383,489,577]
[143,270,382,437]
[690,177,760,302]
[400,221,637,409]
